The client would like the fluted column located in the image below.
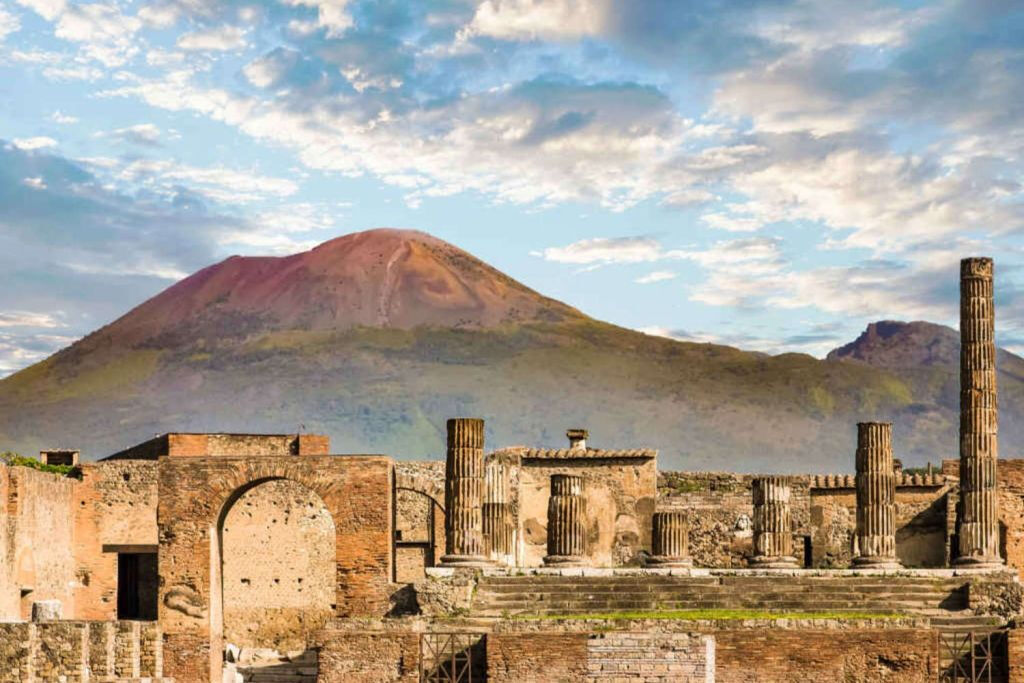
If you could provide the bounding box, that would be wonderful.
[854,422,901,568]
[441,418,490,566]
[647,511,693,568]
[544,474,586,566]
[955,257,1004,567]
[750,476,799,568]
[483,458,515,564]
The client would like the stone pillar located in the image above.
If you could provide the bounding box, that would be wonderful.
[750,476,799,568]
[956,257,1004,567]
[647,511,693,568]
[483,458,515,564]
[544,474,586,566]
[441,418,489,566]
[854,422,901,568]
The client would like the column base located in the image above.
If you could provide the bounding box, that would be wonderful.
[646,556,694,568]
[440,554,491,568]
[543,554,587,567]
[952,555,1005,569]
[748,555,799,569]
[852,556,903,569]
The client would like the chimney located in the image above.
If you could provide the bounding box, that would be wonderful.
[567,429,588,450]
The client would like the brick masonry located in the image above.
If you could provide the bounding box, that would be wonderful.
[715,627,937,682]
[316,630,420,682]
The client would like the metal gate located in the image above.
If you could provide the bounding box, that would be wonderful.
[420,632,486,682]
[939,630,1008,682]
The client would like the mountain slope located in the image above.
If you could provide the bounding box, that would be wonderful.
[1,230,1021,472]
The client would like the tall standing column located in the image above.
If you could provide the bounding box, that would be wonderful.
[853,422,901,568]
[647,511,693,568]
[441,418,490,567]
[483,458,515,564]
[750,476,799,568]
[956,257,1004,567]
[544,474,586,566]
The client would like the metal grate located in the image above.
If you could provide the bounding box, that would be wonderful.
[939,630,1008,683]
[420,632,485,683]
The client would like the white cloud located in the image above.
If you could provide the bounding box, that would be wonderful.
[282,0,353,38]
[12,136,57,150]
[14,0,65,22]
[465,0,610,41]
[22,176,47,189]
[136,3,179,28]
[42,64,106,81]
[114,158,299,203]
[53,3,142,67]
[635,270,677,284]
[99,123,162,146]
[0,311,63,328]
[176,25,247,51]
[50,110,78,124]
[0,7,20,41]
[536,236,671,265]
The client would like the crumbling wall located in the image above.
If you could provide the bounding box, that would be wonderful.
[715,627,936,682]
[222,478,335,651]
[0,464,77,620]
[487,632,588,682]
[316,629,420,682]
[73,460,159,620]
[517,455,656,566]
[658,472,811,567]
[0,620,166,681]
[997,460,1024,576]
[395,461,445,582]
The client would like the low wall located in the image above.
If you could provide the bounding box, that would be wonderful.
[0,620,166,682]
[316,629,420,682]
[715,627,937,682]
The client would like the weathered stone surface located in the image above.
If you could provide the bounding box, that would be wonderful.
[854,422,901,568]
[442,418,489,566]
[750,476,799,568]
[545,474,587,566]
[649,511,694,567]
[956,257,1003,567]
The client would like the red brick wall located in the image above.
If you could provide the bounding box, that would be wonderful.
[1009,628,1024,683]
[486,633,588,682]
[316,631,419,682]
[157,455,394,682]
[716,628,937,683]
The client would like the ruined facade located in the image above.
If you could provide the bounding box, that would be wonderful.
[2,257,1024,682]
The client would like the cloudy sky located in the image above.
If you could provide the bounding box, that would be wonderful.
[1,0,1023,375]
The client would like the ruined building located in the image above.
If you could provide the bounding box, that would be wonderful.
[3,258,1024,682]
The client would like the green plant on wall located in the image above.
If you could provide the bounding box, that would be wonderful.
[0,450,81,478]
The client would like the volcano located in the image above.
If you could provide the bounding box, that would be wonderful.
[2,229,1024,471]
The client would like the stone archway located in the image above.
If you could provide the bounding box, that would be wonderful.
[218,478,336,653]
[394,470,446,582]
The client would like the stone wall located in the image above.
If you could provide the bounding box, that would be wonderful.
[157,454,393,682]
[486,632,588,682]
[72,460,159,620]
[997,460,1024,575]
[105,432,330,459]
[0,620,166,682]
[0,464,77,620]
[316,629,420,682]
[658,472,810,568]
[395,461,445,582]
[513,453,657,566]
[222,478,335,651]
[659,471,949,568]
[715,627,936,682]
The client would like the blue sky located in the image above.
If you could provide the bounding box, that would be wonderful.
[1,0,1023,375]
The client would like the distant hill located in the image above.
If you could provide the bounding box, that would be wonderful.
[1,229,1021,472]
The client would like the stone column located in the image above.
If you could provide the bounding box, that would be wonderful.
[483,458,515,564]
[750,476,799,568]
[853,422,901,568]
[647,511,693,568]
[441,418,490,566]
[956,257,1004,567]
[544,474,586,566]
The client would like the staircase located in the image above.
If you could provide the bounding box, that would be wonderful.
[471,574,973,617]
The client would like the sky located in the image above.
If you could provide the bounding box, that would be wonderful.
[0,0,1023,376]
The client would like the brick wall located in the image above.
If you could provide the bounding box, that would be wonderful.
[0,620,166,682]
[715,627,937,683]
[1009,628,1024,683]
[0,464,77,620]
[586,632,713,682]
[316,630,420,682]
[487,632,588,682]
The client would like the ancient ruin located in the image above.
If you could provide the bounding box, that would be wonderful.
[3,257,1024,682]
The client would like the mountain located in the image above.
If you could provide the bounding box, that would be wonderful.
[2,229,1023,472]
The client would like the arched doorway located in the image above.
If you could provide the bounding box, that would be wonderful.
[219,478,335,653]
[395,487,445,582]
